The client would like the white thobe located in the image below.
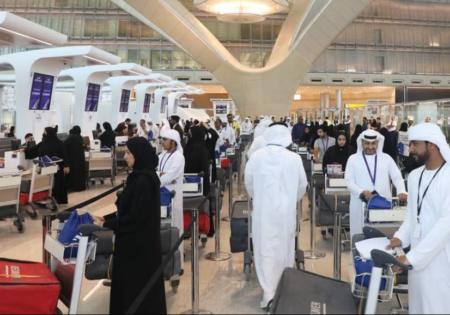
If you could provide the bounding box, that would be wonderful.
[137,126,149,138]
[394,165,450,314]
[220,126,235,145]
[245,146,307,302]
[158,150,186,268]
[213,129,224,153]
[247,135,266,159]
[345,153,406,239]
[241,122,252,134]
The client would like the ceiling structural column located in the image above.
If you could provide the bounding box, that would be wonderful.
[112,0,374,118]
[336,89,342,121]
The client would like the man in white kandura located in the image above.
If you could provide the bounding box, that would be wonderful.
[245,125,307,309]
[247,118,272,159]
[345,129,407,239]
[158,130,185,268]
[387,123,450,314]
[241,117,253,135]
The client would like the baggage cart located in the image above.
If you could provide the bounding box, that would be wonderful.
[363,198,407,231]
[0,170,24,232]
[44,212,101,314]
[183,173,204,197]
[270,227,412,314]
[21,157,61,219]
[86,149,115,188]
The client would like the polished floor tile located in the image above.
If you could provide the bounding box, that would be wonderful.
[0,177,407,314]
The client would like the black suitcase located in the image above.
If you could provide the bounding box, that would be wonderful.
[317,193,351,227]
[230,201,250,253]
[270,268,357,314]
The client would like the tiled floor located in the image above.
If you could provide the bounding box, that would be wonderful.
[0,176,407,314]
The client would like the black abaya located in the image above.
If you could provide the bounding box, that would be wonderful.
[25,127,69,204]
[205,128,219,182]
[65,133,86,192]
[103,137,166,315]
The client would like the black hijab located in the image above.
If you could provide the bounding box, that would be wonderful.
[324,131,352,171]
[44,127,57,140]
[103,122,113,132]
[350,124,363,150]
[300,126,313,143]
[126,137,158,171]
[72,126,82,136]
[186,126,205,152]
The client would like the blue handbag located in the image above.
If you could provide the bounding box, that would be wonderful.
[367,195,393,210]
[354,257,387,290]
[58,211,94,259]
[160,187,172,207]
[184,176,202,184]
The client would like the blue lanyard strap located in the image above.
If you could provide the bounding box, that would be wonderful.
[160,151,175,172]
[362,153,377,187]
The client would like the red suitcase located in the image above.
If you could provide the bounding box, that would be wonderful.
[183,212,211,235]
[20,191,50,206]
[0,259,60,314]
[221,158,230,169]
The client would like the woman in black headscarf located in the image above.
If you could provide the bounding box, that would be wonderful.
[379,127,399,162]
[350,124,363,152]
[299,125,313,148]
[65,126,86,192]
[7,126,15,138]
[99,137,166,315]
[184,120,192,135]
[322,131,353,174]
[184,126,210,197]
[200,121,219,183]
[99,122,116,149]
[22,127,69,204]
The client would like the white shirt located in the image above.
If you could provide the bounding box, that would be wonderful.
[220,125,235,144]
[394,164,450,314]
[387,120,397,131]
[241,121,252,134]
[137,125,149,138]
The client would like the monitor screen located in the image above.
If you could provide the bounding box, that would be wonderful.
[143,93,151,113]
[29,73,44,110]
[119,89,131,113]
[29,73,55,111]
[216,104,228,114]
[92,130,99,140]
[85,83,101,112]
[11,139,21,151]
[160,96,168,114]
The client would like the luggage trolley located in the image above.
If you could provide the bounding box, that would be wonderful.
[183,172,210,248]
[363,198,407,231]
[269,227,412,315]
[44,212,100,314]
[232,198,305,282]
[86,148,115,188]
[21,157,61,219]
[0,170,25,232]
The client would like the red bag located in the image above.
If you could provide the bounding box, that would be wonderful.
[183,212,211,235]
[0,259,60,314]
[221,158,231,169]
[20,191,50,206]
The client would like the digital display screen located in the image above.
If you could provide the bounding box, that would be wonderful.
[119,89,131,113]
[179,103,190,109]
[143,93,151,113]
[216,104,228,114]
[85,83,101,112]
[29,73,55,111]
[160,96,168,114]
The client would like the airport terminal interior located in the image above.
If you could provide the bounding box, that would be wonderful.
[1,0,450,314]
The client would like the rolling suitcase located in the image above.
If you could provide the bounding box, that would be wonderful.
[230,201,250,253]
[183,196,211,235]
[270,268,357,314]
[161,227,182,279]
[0,259,60,315]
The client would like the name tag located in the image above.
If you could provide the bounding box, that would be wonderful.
[414,223,422,239]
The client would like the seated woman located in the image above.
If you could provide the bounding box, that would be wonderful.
[299,125,313,148]
[322,131,353,174]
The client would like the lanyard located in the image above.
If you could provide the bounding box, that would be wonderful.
[160,151,175,172]
[417,162,446,222]
[322,137,329,151]
[362,153,377,188]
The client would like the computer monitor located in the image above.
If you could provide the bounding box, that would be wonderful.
[92,130,99,140]
[11,139,21,151]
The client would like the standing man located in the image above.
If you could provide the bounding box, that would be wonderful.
[254,116,261,127]
[170,115,185,147]
[241,117,253,135]
[227,114,240,140]
[345,129,407,238]
[291,117,306,143]
[158,130,185,269]
[387,115,397,131]
[344,115,351,133]
[362,117,368,131]
[375,117,382,131]
[387,123,450,314]
[245,124,307,309]
[408,118,415,128]
[137,119,150,138]
[220,119,235,146]
[314,125,336,163]
[425,117,432,123]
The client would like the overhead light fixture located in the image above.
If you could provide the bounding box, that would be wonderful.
[0,26,53,46]
[194,0,289,23]
[294,94,301,100]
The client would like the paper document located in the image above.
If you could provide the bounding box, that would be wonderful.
[355,237,394,260]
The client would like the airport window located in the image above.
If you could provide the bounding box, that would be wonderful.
[129,21,140,38]
[374,29,382,44]
[118,20,129,37]
[376,55,386,73]
[139,50,150,68]
[128,49,138,64]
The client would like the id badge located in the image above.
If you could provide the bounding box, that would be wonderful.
[414,223,422,239]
